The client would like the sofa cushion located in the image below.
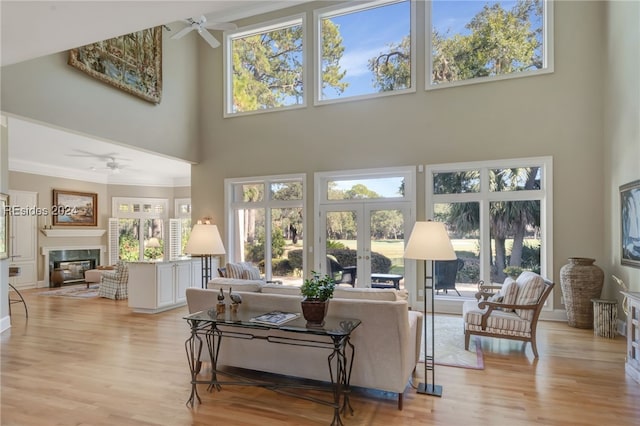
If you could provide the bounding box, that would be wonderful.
[261,284,302,296]
[207,277,263,292]
[333,287,398,301]
[514,271,546,321]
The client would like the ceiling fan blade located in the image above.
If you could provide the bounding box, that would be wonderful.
[171,25,195,40]
[198,29,220,48]
[203,22,237,31]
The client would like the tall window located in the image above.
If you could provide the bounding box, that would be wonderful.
[112,197,169,262]
[427,157,553,299]
[315,0,415,104]
[428,0,553,89]
[225,174,305,283]
[224,15,306,116]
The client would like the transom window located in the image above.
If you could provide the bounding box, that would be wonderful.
[224,15,306,116]
[315,0,415,104]
[428,0,553,89]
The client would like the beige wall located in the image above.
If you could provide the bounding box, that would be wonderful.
[1,1,631,314]
[192,1,606,309]
[604,1,640,299]
[9,171,190,282]
[0,31,200,163]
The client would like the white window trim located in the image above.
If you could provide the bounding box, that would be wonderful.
[223,13,308,118]
[425,156,554,314]
[224,173,307,279]
[314,0,416,106]
[425,0,554,91]
[314,166,417,305]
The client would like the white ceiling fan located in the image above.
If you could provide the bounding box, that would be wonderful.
[170,16,237,49]
[88,157,127,174]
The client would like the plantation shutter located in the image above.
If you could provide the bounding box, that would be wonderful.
[108,218,119,265]
[168,218,182,260]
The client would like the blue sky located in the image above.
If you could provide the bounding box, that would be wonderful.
[323,0,536,98]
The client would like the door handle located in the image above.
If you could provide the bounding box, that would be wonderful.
[365,256,370,260]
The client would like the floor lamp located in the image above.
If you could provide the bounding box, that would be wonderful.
[185,221,226,289]
[404,221,456,397]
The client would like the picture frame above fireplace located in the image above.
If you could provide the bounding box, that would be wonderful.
[52,190,98,227]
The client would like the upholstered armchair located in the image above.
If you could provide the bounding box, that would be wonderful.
[98,261,129,300]
[462,271,554,358]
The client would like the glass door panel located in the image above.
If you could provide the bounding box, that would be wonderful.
[323,209,360,286]
[369,208,406,290]
[320,204,410,289]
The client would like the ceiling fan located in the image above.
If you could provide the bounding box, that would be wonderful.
[170,16,237,49]
[89,157,126,174]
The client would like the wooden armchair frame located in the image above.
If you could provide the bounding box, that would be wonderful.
[464,278,554,358]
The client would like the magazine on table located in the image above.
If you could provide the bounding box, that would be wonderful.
[249,311,300,326]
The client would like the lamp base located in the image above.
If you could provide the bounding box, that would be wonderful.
[417,382,443,397]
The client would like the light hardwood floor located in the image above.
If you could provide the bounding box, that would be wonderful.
[2,288,639,426]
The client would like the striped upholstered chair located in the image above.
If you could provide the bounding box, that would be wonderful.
[98,261,129,300]
[462,271,554,358]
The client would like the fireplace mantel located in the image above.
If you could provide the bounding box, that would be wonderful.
[41,229,106,237]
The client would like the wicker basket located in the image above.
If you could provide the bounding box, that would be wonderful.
[560,257,604,328]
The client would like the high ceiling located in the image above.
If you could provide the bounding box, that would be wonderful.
[1,0,311,186]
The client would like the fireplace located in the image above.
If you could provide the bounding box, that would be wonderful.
[53,259,97,284]
[42,246,106,287]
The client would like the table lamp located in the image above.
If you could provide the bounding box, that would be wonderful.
[404,220,456,397]
[185,220,226,288]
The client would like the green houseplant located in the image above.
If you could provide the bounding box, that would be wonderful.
[300,271,336,326]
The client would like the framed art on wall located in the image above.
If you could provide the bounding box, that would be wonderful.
[621,179,640,268]
[0,193,8,259]
[68,26,162,104]
[52,190,98,227]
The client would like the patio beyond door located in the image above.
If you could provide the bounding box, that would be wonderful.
[319,204,409,289]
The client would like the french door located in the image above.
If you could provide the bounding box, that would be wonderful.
[318,203,411,288]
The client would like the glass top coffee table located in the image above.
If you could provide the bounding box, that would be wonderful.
[184,308,361,426]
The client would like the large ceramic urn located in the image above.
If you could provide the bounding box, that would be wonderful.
[559,257,604,328]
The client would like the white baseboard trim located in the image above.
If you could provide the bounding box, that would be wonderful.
[0,315,11,333]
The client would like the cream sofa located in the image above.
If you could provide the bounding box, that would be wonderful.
[186,284,422,409]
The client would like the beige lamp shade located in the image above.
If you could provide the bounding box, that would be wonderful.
[146,237,161,248]
[404,221,456,261]
[185,224,226,256]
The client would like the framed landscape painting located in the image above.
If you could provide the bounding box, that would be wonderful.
[0,193,8,259]
[621,180,640,268]
[52,190,98,227]
[68,26,162,104]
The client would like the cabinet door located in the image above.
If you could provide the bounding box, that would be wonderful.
[175,262,192,304]
[156,263,175,307]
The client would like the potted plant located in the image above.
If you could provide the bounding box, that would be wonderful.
[300,271,336,326]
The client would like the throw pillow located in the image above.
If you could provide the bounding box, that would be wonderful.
[497,277,518,312]
[225,262,245,279]
[487,294,504,303]
[242,266,262,280]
